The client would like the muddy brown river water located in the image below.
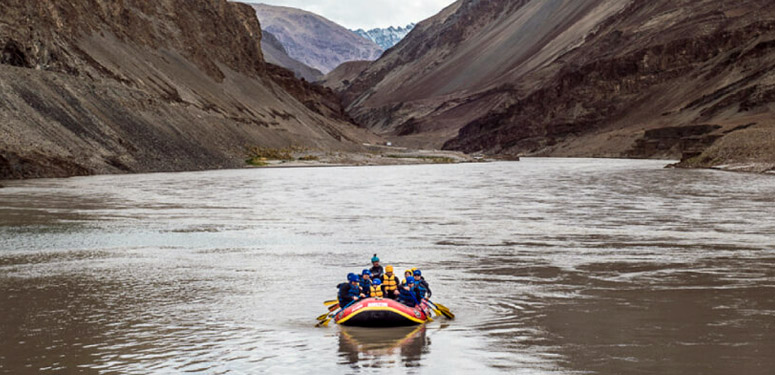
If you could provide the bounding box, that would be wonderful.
[1,158,774,374]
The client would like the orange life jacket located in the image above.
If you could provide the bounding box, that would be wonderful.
[370,285,383,298]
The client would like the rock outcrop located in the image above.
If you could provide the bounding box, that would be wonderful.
[0,0,379,179]
[251,4,383,74]
[344,0,775,167]
[319,61,372,93]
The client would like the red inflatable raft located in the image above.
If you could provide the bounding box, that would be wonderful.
[335,298,433,327]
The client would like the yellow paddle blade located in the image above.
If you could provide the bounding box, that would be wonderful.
[315,316,332,327]
[435,303,455,319]
[323,300,338,306]
[317,312,331,321]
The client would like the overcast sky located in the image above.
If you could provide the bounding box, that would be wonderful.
[245,0,456,30]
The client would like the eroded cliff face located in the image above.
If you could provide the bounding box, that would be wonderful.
[0,0,265,81]
[345,0,775,170]
[0,0,378,179]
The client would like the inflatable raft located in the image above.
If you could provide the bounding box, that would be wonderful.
[335,298,433,327]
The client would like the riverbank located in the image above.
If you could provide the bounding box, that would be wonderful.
[247,144,479,168]
[668,121,775,174]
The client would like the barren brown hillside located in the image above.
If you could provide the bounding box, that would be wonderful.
[345,0,775,171]
[0,0,378,179]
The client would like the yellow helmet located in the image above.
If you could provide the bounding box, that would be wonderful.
[411,267,418,272]
[404,269,412,275]
[385,265,394,273]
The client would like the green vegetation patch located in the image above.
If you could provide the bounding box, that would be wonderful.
[386,155,457,164]
[246,146,307,165]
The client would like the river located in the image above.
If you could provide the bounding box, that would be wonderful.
[1,158,773,374]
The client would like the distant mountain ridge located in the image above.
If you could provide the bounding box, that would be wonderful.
[352,24,416,50]
[261,30,323,82]
[251,3,383,74]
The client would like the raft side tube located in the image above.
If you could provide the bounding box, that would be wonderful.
[335,298,431,327]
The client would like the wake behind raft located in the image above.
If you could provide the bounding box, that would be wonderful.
[335,298,434,327]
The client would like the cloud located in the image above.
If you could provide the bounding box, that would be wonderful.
[245,0,456,30]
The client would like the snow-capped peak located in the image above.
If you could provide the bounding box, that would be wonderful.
[352,23,416,50]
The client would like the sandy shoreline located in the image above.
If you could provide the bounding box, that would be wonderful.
[247,144,483,169]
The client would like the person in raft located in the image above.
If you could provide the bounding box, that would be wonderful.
[401,269,413,287]
[397,276,420,307]
[370,279,384,298]
[413,269,432,299]
[381,265,400,299]
[369,254,384,281]
[359,269,373,294]
[338,273,364,307]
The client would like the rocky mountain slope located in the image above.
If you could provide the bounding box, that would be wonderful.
[261,30,323,82]
[319,61,372,92]
[0,0,379,179]
[352,24,416,50]
[251,3,383,74]
[344,0,775,171]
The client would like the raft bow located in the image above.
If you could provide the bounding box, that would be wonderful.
[334,298,433,327]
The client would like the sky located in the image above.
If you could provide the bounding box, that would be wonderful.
[245,0,456,30]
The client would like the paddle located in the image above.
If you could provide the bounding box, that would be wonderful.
[427,300,455,319]
[323,299,338,306]
[425,301,444,317]
[315,314,333,327]
[316,299,358,328]
[316,302,340,321]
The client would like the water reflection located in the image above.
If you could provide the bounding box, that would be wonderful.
[337,326,429,368]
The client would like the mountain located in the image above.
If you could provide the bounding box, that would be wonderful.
[319,61,372,92]
[261,30,323,82]
[0,0,378,179]
[352,24,416,51]
[344,0,775,171]
[251,3,383,74]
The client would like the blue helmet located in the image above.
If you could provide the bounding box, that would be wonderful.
[413,270,422,276]
[347,273,359,282]
[373,279,382,285]
[406,276,415,284]
[371,254,380,262]
[362,269,372,276]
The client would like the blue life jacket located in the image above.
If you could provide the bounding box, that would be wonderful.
[359,278,372,294]
[397,286,418,307]
[348,283,360,298]
[415,283,428,299]
[338,282,361,306]
[418,279,432,298]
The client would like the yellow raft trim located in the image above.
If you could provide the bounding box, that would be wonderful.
[336,306,428,325]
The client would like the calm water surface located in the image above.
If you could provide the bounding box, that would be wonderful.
[0,158,774,374]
